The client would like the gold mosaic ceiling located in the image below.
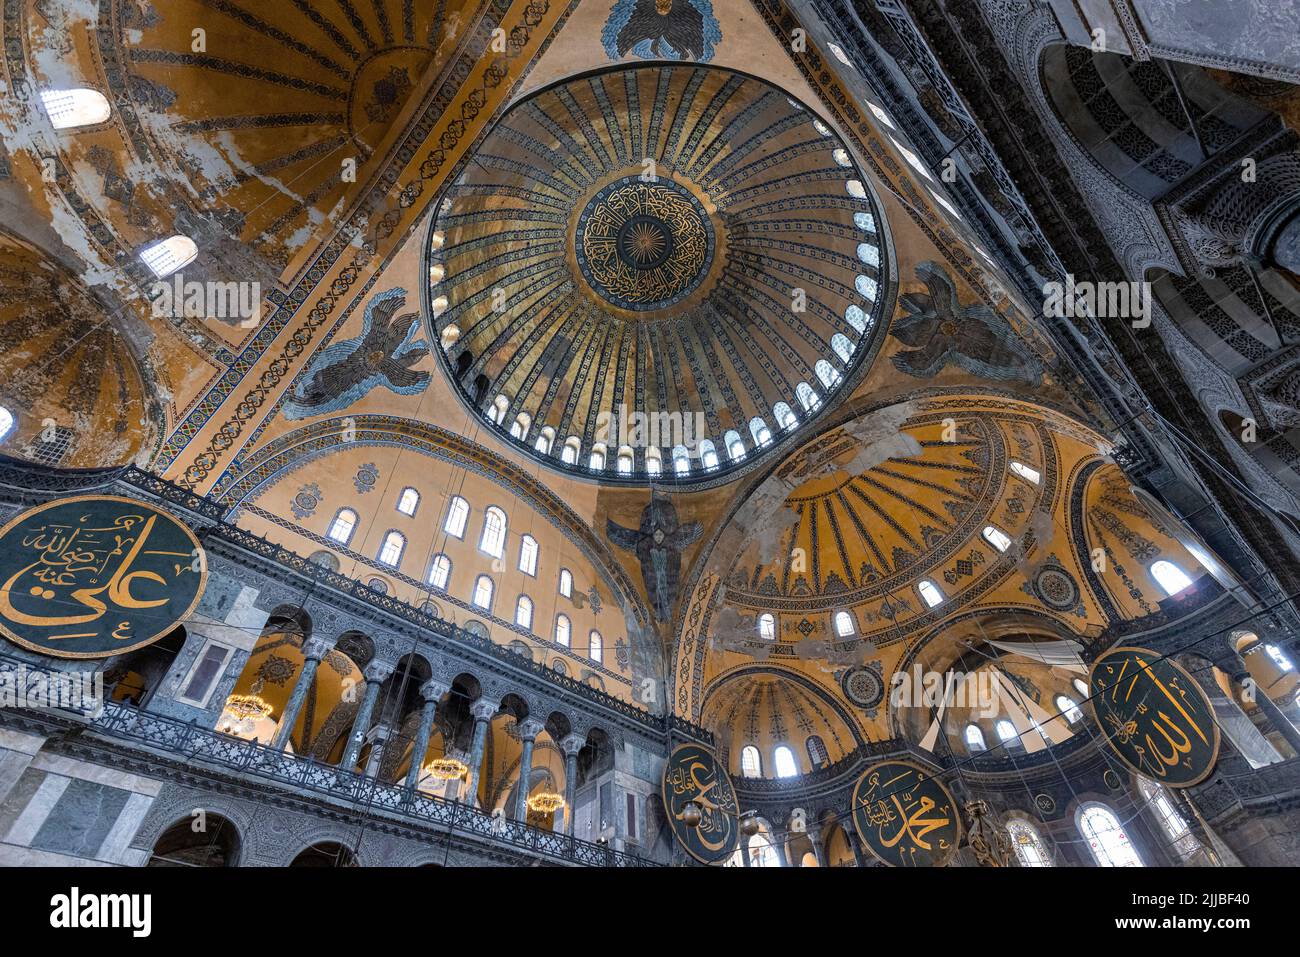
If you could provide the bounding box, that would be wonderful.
[428,63,890,483]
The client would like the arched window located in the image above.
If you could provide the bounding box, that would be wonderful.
[377,531,405,567]
[479,506,507,558]
[982,525,1012,552]
[774,402,797,430]
[1072,677,1089,698]
[555,614,571,647]
[773,745,798,778]
[1056,694,1083,723]
[518,535,538,576]
[845,304,868,333]
[831,333,854,362]
[487,396,508,425]
[515,595,533,630]
[699,439,719,470]
[1009,460,1041,484]
[724,430,745,461]
[995,719,1019,746]
[589,630,602,663]
[616,447,634,473]
[758,613,776,640]
[589,445,606,470]
[430,295,449,318]
[534,426,555,455]
[806,735,828,767]
[443,496,470,538]
[1007,820,1052,867]
[472,575,494,611]
[561,437,580,464]
[1265,644,1294,672]
[854,210,877,231]
[139,236,198,278]
[327,508,357,545]
[855,242,880,268]
[854,274,878,301]
[833,610,855,637]
[440,324,460,351]
[1078,803,1143,867]
[815,359,841,389]
[750,417,772,447]
[559,568,573,598]
[1151,560,1193,596]
[796,382,821,412]
[740,746,762,779]
[673,445,691,474]
[0,406,12,442]
[831,146,852,167]
[917,579,943,608]
[965,724,987,752]
[509,412,531,440]
[1138,777,1199,862]
[396,487,420,516]
[39,88,111,129]
[645,447,662,475]
[428,554,451,590]
[845,179,867,199]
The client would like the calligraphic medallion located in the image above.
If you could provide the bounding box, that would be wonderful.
[851,760,962,867]
[575,176,714,311]
[662,742,739,864]
[0,496,207,659]
[1088,646,1220,788]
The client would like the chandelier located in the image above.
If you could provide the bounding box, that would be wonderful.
[223,692,272,722]
[527,792,565,814]
[426,757,468,780]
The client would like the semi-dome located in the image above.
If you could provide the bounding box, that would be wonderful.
[427,64,890,484]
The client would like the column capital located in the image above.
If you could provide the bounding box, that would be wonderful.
[560,733,585,756]
[420,678,450,702]
[517,718,545,741]
[300,636,335,660]
[470,698,499,722]
[363,660,396,683]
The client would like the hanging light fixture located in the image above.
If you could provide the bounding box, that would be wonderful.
[680,800,703,827]
[527,792,566,814]
[426,757,468,780]
[222,676,272,725]
[739,810,760,836]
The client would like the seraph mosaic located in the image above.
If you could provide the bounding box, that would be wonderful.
[283,287,431,420]
[602,0,721,62]
[891,261,1043,385]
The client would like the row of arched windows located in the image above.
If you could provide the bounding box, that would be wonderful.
[965,678,1089,753]
[739,736,828,779]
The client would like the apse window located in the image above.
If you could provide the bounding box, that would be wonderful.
[833,610,856,638]
[982,525,1013,552]
[377,531,405,568]
[555,614,571,647]
[0,407,13,443]
[758,613,776,641]
[39,88,111,130]
[773,745,798,779]
[559,568,573,598]
[327,508,357,545]
[515,595,533,631]
[917,579,944,608]
[518,534,538,577]
[1007,821,1052,867]
[1150,559,1193,597]
[444,496,470,539]
[1266,644,1294,672]
[1078,804,1143,867]
[472,575,495,611]
[479,506,508,559]
[1009,460,1041,484]
[589,630,603,663]
[995,719,1020,747]
[740,745,762,778]
[428,554,451,590]
[965,724,987,752]
[139,236,198,278]
[1073,677,1089,698]
[396,487,420,516]
[1056,694,1083,723]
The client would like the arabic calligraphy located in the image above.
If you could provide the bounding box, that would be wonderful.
[662,742,739,864]
[1089,646,1220,787]
[0,496,206,659]
[851,760,961,867]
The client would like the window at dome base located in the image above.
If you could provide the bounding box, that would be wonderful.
[426,63,887,486]
[39,88,111,130]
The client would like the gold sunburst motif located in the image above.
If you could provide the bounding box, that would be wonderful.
[624,222,666,264]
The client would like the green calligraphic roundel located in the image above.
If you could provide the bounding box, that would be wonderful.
[662,742,739,864]
[1088,646,1220,788]
[0,496,206,659]
[851,760,962,867]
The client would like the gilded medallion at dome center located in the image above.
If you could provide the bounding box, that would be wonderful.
[575,177,714,311]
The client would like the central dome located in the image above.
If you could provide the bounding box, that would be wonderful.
[427,64,890,483]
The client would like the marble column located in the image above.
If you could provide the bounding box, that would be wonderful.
[514,718,545,821]
[560,733,584,836]
[463,699,498,808]
[271,636,334,751]
[404,679,448,792]
[339,661,395,771]
[363,724,393,778]
[1236,665,1300,757]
